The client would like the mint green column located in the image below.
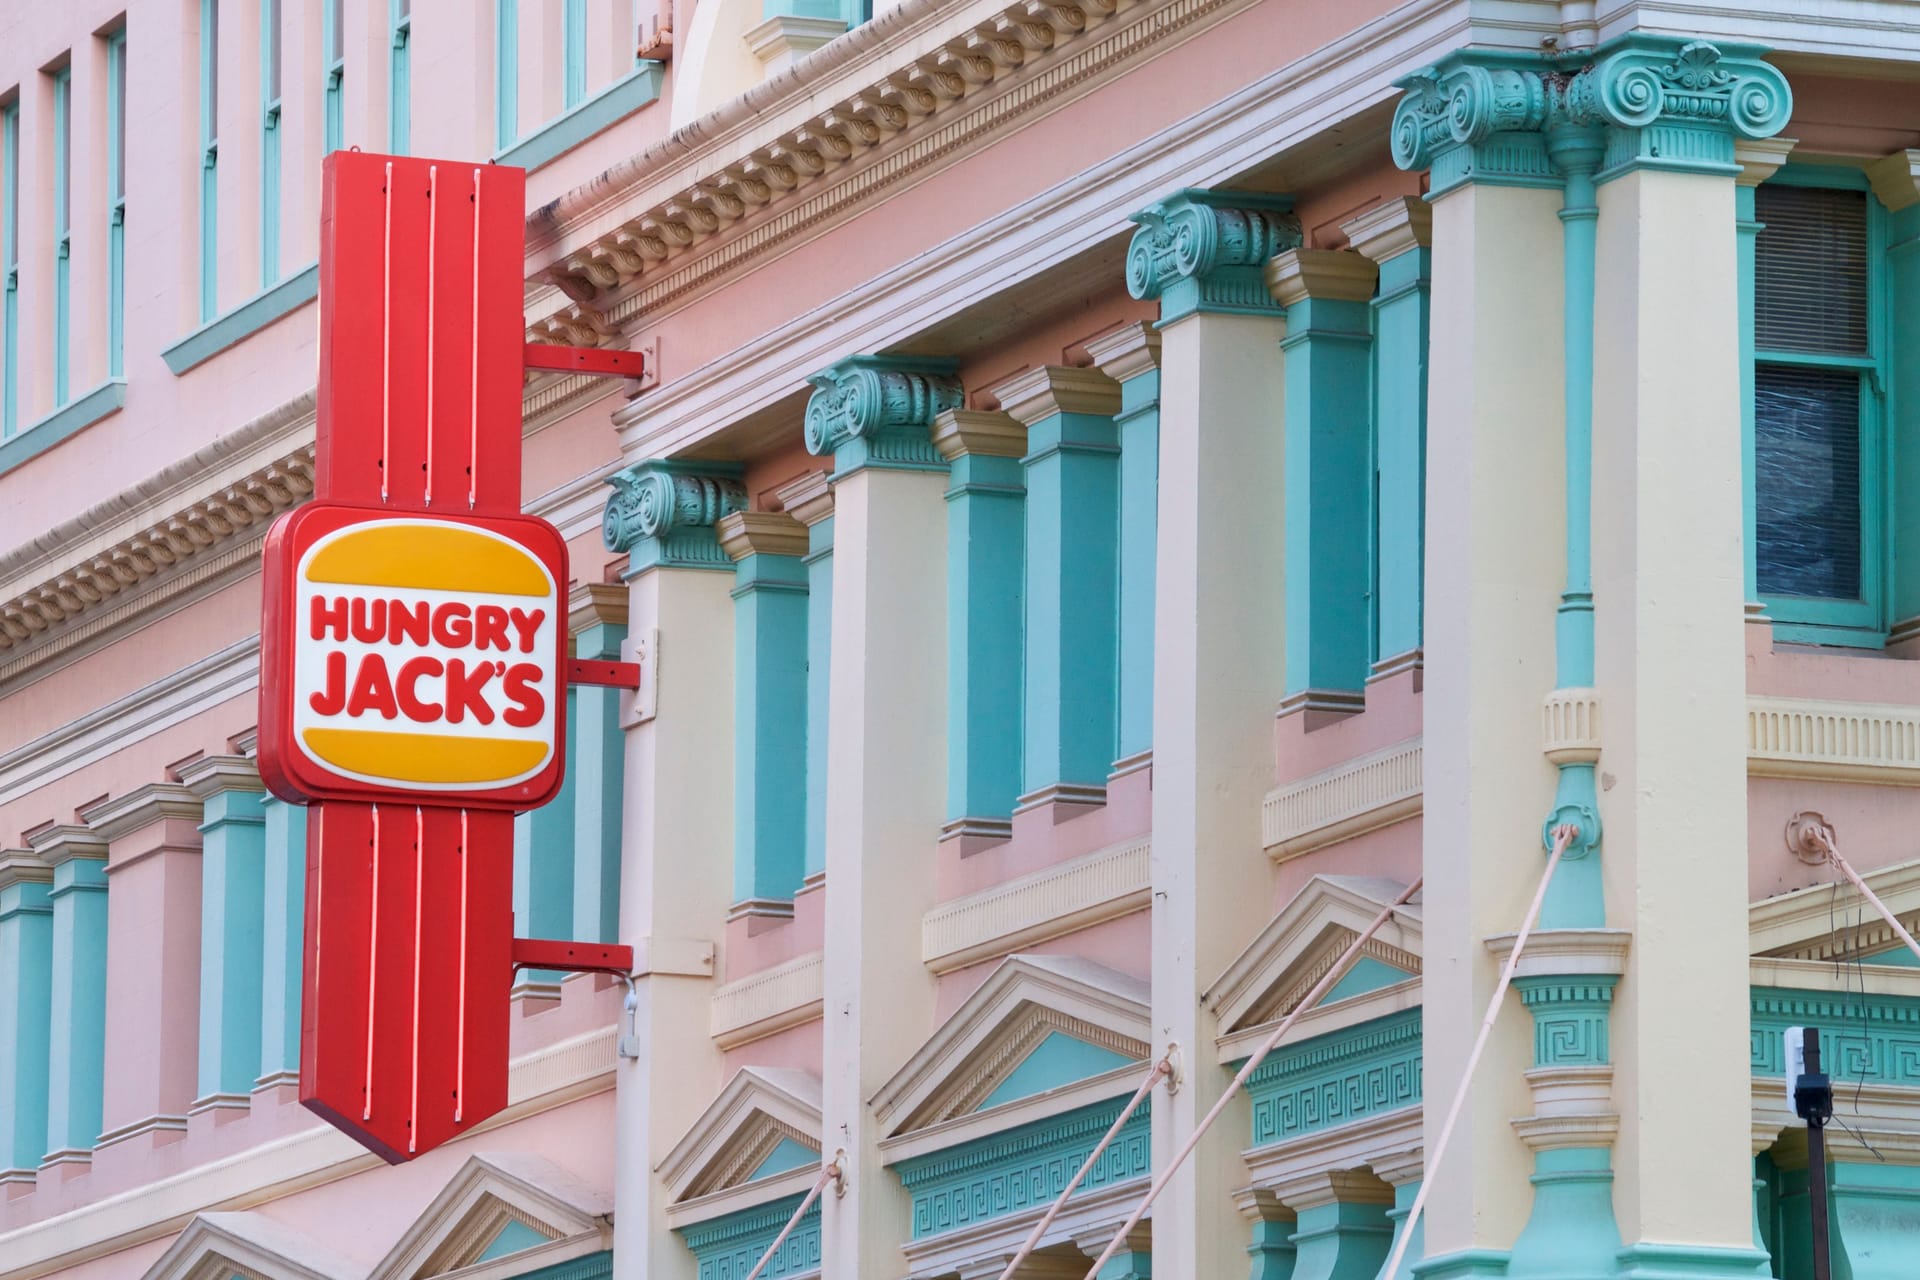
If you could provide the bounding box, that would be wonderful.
[719,511,812,911]
[32,826,108,1167]
[1343,198,1432,678]
[1504,976,1622,1280]
[997,366,1122,811]
[257,792,306,1089]
[572,587,628,944]
[1828,1161,1920,1277]
[1250,1211,1300,1280]
[1087,324,1162,774]
[515,695,578,986]
[180,757,267,1108]
[0,852,53,1182]
[932,409,1027,840]
[796,488,834,884]
[1286,1180,1394,1280]
[1268,250,1380,720]
[1877,160,1920,635]
[1379,1178,1423,1280]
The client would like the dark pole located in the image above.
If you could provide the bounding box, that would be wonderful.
[1795,1029,1834,1280]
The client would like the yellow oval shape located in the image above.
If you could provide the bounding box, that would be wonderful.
[303,727,550,786]
[305,522,551,597]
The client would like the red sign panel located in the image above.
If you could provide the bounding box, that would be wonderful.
[261,152,554,1162]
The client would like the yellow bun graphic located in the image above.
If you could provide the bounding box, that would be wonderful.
[303,728,550,786]
[305,523,550,596]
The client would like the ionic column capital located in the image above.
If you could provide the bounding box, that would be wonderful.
[603,459,747,572]
[1125,189,1301,322]
[803,355,963,475]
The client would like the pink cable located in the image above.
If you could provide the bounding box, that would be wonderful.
[1814,827,1920,965]
[1378,824,1576,1280]
[997,1057,1172,1280]
[1080,876,1424,1279]
[742,1156,844,1280]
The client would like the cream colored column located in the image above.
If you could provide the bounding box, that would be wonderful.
[1591,163,1754,1265]
[1126,190,1295,1276]
[803,356,953,1279]
[603,461,740,1280]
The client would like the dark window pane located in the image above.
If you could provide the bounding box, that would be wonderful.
[1756,184,1868,356]
[1756,364,1862,601]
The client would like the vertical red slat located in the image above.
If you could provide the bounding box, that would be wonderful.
[300,802,375,1139]
[315,153,393,506]
[381,165,433,510]
[469,164,527,515]
[425,165,478,509]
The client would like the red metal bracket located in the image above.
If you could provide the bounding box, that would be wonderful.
[523,343,645,378]
[511,939,635,976]
[567,658,641,689]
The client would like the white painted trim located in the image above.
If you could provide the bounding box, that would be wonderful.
[1750,956,1920,998]
[1241,1104,1421,1202]
[709,950,824,1049]
[876,1062,1148,1167]
[1262,739,1423,861]
[921,835,1150,973]
[1748,695,1920,786]
[1749,856,1920,959]
[0,637,260,807]
[1214,977,1423,1068]
[368,1152,613,1280]
[657,1066,823,1206]
[0,1024,619,1280]
[1593,0,1920,62]
[138,1211,359,1280]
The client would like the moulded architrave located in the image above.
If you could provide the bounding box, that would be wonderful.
[1213,976,1422,1068]
[1749,956,1920,998]
[1749,856,1920,960]
[921,835,1150,973]
[1205,875,1423,1039]
[658,1067,825,1228]
[1240,1104,1421,1202]
[368,1153,612,1280]
[896,1174,1146,1280]
[0,1024,621,1280]
[138,1211,358,1280]
[869,954,1150,1138]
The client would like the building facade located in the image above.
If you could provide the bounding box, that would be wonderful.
[3,1,1920,1278]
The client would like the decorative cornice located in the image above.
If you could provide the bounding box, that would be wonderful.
[770,471,834,527]
[1082,323,1161,384]
[568,582,630,633]
[921,834,1150,974]
[658,1066,823,1208]
[1736,136,1798,189]
[1263,738,1422,861]
[989,365,1122,426]
[82,783,204,844]
[1485,929,1630,978]
[1125,189,1300,321]
[0,445,314,658]
[1263,248,1379,307]
[0,848,53,891]
[1750,856,1920,961]
[709,950,824,1049]
[931,408,1027,462]
[803,355,963,474]
[716,511,810,562]
[1392,37,1792,193]
[176,755,265,801]
[1340,197,1431,264]
[602,460,747,571]
[26,824,109,867]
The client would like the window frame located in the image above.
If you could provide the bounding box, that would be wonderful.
[1752,162,1892,649]
[495,0,518,152]
[323,0,343,153]
[389,0,411,155]
[52,64,71,407]
[107,27,126,378]
[3,97,19,438]
[200,0,220,322]
[261,0,282,287]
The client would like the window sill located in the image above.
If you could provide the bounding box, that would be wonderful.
[0,380,128,475]
[161,263,319,375]
[494,62,664,174]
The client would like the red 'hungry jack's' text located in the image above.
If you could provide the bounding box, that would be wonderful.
[306,596,549,728]
[309,596,546,653]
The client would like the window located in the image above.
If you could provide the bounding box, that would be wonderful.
[1753,174,1888,644]
[495,0,517,151]
[323,0,343,153]
[107,29,126,378]
[200,0,219,321]
[563,0,586,110]
[53,65,70,406]
[261,0,281,287]
[390,0,411,154]
[3,99,18,437]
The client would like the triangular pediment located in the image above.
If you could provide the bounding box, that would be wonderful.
[659,1067,824,1211]
[140,1212,359,1280]
[871,954,1150,1141]
[1752,857,1920,965]
[369,1153,611,1280]
[1206,876,1423,1040]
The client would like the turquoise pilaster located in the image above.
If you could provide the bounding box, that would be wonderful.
[720,512,811,909]
[1086,325,1162,771]
[774,471,834,884]
[997,366,1121,808]
[571,590,628,944]
[32,826,108,1165]
[1093,1242,1152,1280]
[1287,1184,1394,1280]
[1345,199,1431,679]
[803,355,963,480]
[257,792,306,1088]
[932,409,1027,838]
[604,460,748,573]
[515,696,578,982]
[181,757,268,1106]
[1269,250,1380,720]
[1250,1212,1300,1280]
[1379,1180,1425,1280]
[1883,180,1920,634]
[0,852,54,1180]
